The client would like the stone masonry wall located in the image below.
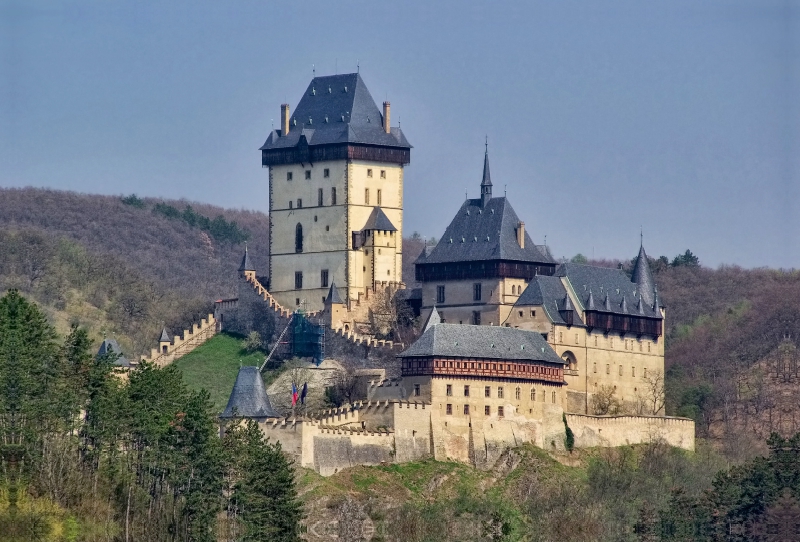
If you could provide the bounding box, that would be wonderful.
[565,414,695,451]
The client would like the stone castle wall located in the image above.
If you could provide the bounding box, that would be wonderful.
[140,313,217,367]
[565,413,695,450]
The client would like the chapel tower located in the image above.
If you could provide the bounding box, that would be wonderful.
[260,74,412,312]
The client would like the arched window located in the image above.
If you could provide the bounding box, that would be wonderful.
[561,351,577,372]
[295,223,303,253]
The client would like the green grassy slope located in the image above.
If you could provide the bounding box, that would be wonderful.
[172,332,265,412]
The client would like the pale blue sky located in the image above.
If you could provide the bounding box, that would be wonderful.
[2,1,798,267]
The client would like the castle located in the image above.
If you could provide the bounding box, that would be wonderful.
[212,72,694,475]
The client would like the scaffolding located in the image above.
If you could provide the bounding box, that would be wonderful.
[291,310,325,365]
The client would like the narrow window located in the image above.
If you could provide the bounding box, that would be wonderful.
[498,406,504,418]
[531,309,536,317]
[318,188,323,206]
[559,332,563,343]
[367,168,373,177]
[287,171,293,181]
[552,391,556,403]
[594,336,598,346]
[463,404,470,415]
[575,333,579,344]
[380,169,386,178]
[377,189,382,205]
[414,384,420,396]
[446,404,452,415]
[606,364,610,374]
[632,367,636,377]
[531,389,536,401]
[473,283,482,301]
[297,198,302,208]
[446,384,452,396]
[365,188,370,204]
[436,285,445,304]
[644,368,648,378]
[295,223,303,253]
[464,385,470,397]
[484,386,490,398]
[498,387,504,399]
[320,269,329,288]
[647,342,651,353]
[472,311,481,325]
[515,387,521,400]
[289,201,293,209]
[484,405,490,415]
[593,362,597,373]
[619,365,623,376]
[294,272,303,289]
[305,170,311,180]
[324,168,330,178]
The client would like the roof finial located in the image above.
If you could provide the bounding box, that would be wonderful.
[357,59,360,73]
[312,63,315,77]
[504,184,507,197]
[485,135,488,153]
[640,226,643,247]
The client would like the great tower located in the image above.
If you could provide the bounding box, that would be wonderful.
[260,74,411,312]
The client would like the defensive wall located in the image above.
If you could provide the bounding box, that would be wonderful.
[140,313,217,367]
[565,413,695,450]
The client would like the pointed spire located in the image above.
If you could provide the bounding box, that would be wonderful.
[631,243,655,307]
[652,287,662,318]
[620,296,628,314]
[239,244,255,273]
[424,306,441,331]
[480,139,492,206]
[603,292,611,311]
[586,289,596,310]
[563,294,574,311]
[159,327,171,343]
[636,297,644,315]
[325,281,343,305]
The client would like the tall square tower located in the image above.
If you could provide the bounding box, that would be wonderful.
[260,74,411,312]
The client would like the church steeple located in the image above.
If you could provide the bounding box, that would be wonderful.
[480,139,492,207]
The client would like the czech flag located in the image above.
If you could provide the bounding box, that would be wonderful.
[300,382,308,405]
[291,382,298,406]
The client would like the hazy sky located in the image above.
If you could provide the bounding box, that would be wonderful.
[2,1,798,268]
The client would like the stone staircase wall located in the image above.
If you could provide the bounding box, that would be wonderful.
[140,314,217,367]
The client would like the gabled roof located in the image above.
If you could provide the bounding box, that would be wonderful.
[239,247,255,272]
[260,73,411,151]
[419,197,555,265]
[514,275,584,326]
[96,338,130,367]
[362,207,397,232]
[221,366,280,418]
[556,263,661,319]
[399,323,564,364]
[631,244,656,307]
[325,281,344,305]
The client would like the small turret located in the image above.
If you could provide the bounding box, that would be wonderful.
[159,327,171,355]
[480,143,492,207]
[239,245,256,280]
[586,289,596,311]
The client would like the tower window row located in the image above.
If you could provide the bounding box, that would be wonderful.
[288,188,337,210]
[286,168,331,181]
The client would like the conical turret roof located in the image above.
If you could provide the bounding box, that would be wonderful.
[239,246,255,272]
[325,281,343,305]
[586,290,596,310]
[221,366,280,418]
[159,327,171,343]
[631,244,655,307]
[563,294,574,311]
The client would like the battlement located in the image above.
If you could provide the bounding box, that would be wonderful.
[141,313,217,367]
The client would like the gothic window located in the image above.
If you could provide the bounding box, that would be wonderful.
[365,188,370,204]
[377,189,382,205]
[294,272,303,289]
[331,187,337,205]
[295,223,303,253]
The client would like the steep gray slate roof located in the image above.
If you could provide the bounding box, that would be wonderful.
[96,338,131,367]
[260,73,411,150]
[399,323,564,364]
[325,281,344,304]
[514,275,584,326]
[221,366,280,418]
[362,207,397,232]
[420,197,555,265]
[556,263,661,319]
[239,247,255,272]
[631,244,656,307]
[159,327,171,343]
[423,306,442,331]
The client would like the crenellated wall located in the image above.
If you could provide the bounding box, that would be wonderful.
[140,313,217,367]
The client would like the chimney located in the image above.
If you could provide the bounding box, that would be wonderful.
[383,101,391,133]
[517,222,525,249]
[281,104,290,136]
